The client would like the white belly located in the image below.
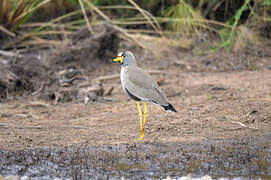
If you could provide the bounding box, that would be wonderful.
[120,67,126,91]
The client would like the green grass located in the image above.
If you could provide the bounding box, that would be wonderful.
[0,0,270,52]
[165,0,208,36]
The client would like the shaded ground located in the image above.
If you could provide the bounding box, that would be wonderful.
[0,25,271,178]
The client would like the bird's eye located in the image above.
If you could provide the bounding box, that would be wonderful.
[123,55,126,58]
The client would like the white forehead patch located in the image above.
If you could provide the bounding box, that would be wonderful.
[117,51,123,57]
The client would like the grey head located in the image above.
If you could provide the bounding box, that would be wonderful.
[117,51,137,67]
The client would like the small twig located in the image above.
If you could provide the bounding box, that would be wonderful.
[60,76,77,85]
[127,0,163,37]
[0,123,89,129]
[0,50,22,58]
[31,83,45,96]
[157,77,166,86]
[24,101,49,108]
[231,121,258,130]
[0,25,16,37]
[213,0,226,11]
[231,121,246,128]
[78,0,94,33]
[223,127,244,131]
[249,98,271,102]
[105,86,114,96]
[113,25,149,50]
[1,113,31,118]
[95,74,119,81]
[168,92,181,98]
[82,0,110,21]
[0,123,43,129]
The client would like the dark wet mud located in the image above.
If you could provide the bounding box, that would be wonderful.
[1,135,270,179]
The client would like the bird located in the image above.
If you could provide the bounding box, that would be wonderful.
[112,51,177,140]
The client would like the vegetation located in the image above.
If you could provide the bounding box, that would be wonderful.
[0,0,270,53]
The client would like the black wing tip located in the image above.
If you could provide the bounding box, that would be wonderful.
[162,103,177,113]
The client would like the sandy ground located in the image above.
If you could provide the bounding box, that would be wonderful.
[0,63,270,150]
[0,42,271,178]
[0,24,271,179]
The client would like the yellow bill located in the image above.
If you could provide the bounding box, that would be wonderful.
[112,56,123,64]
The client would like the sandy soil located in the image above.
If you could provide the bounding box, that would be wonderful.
[1,32,271,177]
[0,62,270,150]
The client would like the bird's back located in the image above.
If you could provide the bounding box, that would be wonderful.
[121,65,169,106]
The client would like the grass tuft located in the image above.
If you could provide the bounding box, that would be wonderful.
[165,0,207,36]
[232,25,259,52]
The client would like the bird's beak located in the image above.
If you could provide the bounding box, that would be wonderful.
[112,56,123,64]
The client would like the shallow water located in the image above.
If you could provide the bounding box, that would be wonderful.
[1,136,270,180]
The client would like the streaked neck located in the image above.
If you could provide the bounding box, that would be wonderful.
[121,61,136,68]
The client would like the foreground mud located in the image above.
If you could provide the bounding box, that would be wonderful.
[0,136,270,179]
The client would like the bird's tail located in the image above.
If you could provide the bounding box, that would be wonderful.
[162,103,177,113]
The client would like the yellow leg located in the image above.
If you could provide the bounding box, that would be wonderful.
[143,101,147,133]
[136,102,144,140]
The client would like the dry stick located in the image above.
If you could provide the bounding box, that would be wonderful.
[83,0,159,51]
[83,0,110,22]
[113,26,149,50]
[249,98,271,102]
[168,92,181,98]
[82,0,147,50]
[157,77,165,86]
[0,50,22,57]
[95,74,119,81]
[78,0,93,33]
[213,0,226,11]
[95,70,165,82]
[0,25,16,37]
[0,123,89,129]
[121,33,161,57]
[81,0,154,52]
[127,0,163,37]
[105,86,114,96]
[13,0,51,24]
[231,121,258,130]
[99,5,163,32]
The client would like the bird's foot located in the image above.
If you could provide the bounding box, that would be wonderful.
[136,135,144,140]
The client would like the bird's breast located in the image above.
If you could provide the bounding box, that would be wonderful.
[120,67,127,90]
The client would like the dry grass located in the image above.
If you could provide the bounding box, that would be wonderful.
[233,25,259,52]
[165,0,208,36]
[0,0,51,31]
[0,0,270,53]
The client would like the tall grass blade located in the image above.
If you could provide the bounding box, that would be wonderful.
[78,0,93,33]
[82,0,110,22]
[127,0,163,37]
[0,25,16,37]
[13,0,51,28]
[165,0,207,36]
[219,0,251,51]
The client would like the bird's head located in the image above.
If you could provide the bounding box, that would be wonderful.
[112,51,136,67]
